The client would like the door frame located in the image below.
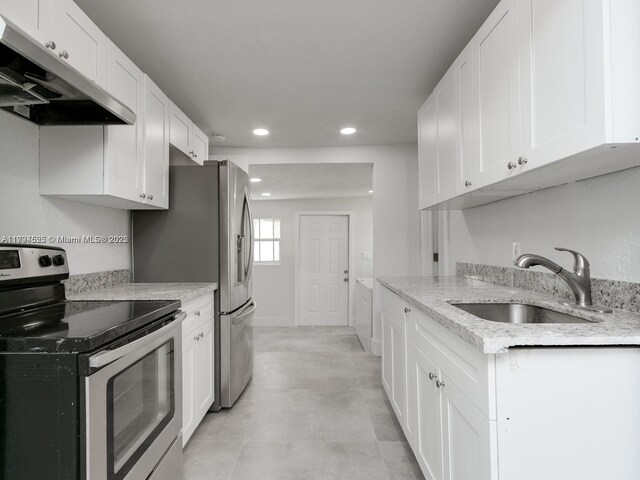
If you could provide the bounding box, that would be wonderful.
[294,211,355,328]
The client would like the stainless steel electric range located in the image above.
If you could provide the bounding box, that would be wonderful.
[0,244,185,480]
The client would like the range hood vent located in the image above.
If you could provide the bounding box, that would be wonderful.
[0,15,135,125]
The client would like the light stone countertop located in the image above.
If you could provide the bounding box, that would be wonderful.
[68,283,217,305]
[377,276,640,354]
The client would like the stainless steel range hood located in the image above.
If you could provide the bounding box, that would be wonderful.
[0,15,135,125]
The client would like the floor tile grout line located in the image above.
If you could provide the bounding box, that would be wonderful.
[225,412,254,480]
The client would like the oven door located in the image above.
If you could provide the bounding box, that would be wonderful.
[83,312,185,480]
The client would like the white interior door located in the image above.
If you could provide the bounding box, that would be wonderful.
[299,215,349,326]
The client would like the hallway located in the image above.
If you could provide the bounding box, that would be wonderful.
[183,326,424,479]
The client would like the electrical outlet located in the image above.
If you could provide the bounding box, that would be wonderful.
[512,242,521,261]
[362,252,372,260]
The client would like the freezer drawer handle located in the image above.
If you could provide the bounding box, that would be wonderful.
[231,301,257,326]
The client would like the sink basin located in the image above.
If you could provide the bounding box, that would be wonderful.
[451,303,594,324]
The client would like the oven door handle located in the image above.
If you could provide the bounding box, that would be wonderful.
[89,311,186,369]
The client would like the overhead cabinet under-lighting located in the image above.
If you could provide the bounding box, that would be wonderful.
[419,0,640,210]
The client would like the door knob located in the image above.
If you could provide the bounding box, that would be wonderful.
[45,40,56,50]
[344,270,349,274]
[59,50,69,60]
[518,156,528,165]
[507,161,517,170]
[343,278,349,282]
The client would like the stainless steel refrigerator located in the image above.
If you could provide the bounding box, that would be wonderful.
[132,160,255,409]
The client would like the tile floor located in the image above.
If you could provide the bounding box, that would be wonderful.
[183,326,425,480]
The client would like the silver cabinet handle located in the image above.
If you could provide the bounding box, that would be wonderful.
[45,40,56,50]
[189,151,195,156]
[343,278,349,282]
[465,180,472,187]
[194,310,201,316]
[404,307,411,314]
[194,153,198,158]
[428,372,437,381]
[139,193,146,199]
[147,194,153,201]
[507,161,517,170]
[193,332,204,341]
[436,379,445,389]
[518,156,528,166]
[59,50,69,59]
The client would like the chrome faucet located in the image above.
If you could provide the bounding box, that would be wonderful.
[515,247,593,306]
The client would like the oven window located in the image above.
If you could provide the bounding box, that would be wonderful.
[107,339,174,480]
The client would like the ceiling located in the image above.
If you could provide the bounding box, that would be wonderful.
[76,0,499,148]
[248,163,373,200]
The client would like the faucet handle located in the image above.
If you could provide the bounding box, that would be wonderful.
[555,247,590,273]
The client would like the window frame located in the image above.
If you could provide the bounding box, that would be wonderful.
[253,218,281,265]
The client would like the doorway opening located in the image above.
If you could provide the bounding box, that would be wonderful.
[247,163,373,342]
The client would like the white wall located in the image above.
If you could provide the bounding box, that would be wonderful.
[0,111,131,275]
[449,167,640,283]
[212,144,420,353]
[252,196,373,326]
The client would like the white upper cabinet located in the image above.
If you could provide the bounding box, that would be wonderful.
[40,51,170,210]
[418,98,437,210]
[418,0,640,210]
[519,0,607,171]
[191,124,209,166]
[142,76,170,209]
[54,0,107,87]
[432,67,459,203]
[474,0,521,188]
[0,0,54,45]
[169,101,192,155]
[169,101,209,165]
[103,41,145,203]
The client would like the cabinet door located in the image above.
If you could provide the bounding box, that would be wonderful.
[441,375,496,480]
[169,101,192,155]
[104,42,144,203]
[418,97,437,209]
[382,310,393,395]
[55,0,107,87]
[142,76,170,209]
[455,44,479,195]
[190,125,208,166]
[433,67,459,203]
[388,314,406,425]
[474,0,521,187]
[0,0,53,44]
[519,0,606,171]
[194,320,214,422]
[407,342,444,480]
[181,335,196,446]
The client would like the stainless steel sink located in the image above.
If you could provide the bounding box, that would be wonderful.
[451,303,594,324]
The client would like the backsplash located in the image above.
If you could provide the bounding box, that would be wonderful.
[63,269,131,295]
[456,262,640,313]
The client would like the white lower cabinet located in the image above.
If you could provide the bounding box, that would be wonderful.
[381,285,640,480]
[381,290,407,428]
[181,294,215,446]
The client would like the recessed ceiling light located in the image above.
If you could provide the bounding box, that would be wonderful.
[261,192,271,197]
[368,190,373,194]
[250,178,262,183]
[253,128,269,136]
[341,127,356,135]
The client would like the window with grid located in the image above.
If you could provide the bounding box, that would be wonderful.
[253,218,281,263]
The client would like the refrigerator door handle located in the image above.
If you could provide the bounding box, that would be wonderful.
[243,189,254,282]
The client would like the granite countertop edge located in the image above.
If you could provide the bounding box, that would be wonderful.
[67,282,218,305]
[377,276,640,354]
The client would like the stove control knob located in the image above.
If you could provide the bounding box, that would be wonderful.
[53,255,65,266]
[39,255,53,267]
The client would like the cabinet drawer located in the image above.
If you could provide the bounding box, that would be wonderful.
[182,294,214,336]
[409,309,496,419]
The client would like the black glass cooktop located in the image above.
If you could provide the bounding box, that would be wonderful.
[0,299,180,353]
